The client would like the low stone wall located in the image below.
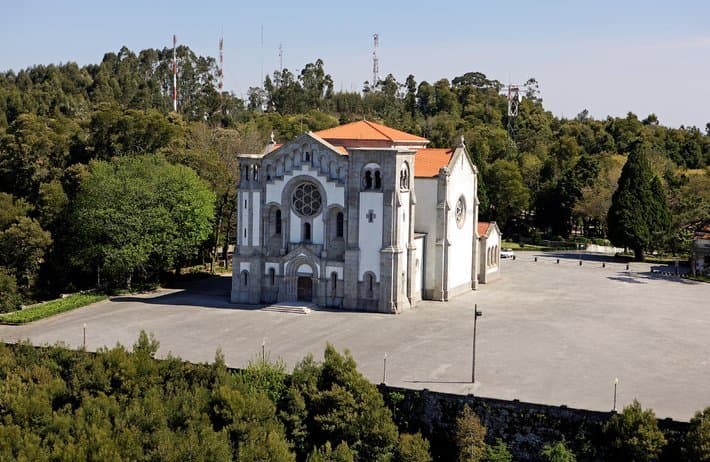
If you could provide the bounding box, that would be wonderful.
[378,385,688,462]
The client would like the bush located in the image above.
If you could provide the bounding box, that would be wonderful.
[684,407,710,462]
[397,432,432,462]
[604,399,666,462]
[540,441,577,462]
[0,267,21,313]
[485,439,512,461]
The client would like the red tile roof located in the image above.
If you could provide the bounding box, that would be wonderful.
[414,148,453,177]
[314,120,428,143]
[478,222,491,237]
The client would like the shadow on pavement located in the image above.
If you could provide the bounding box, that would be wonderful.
[109,276,254,310]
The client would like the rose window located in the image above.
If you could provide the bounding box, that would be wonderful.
[292,182,322,217]
[455,196,466,228]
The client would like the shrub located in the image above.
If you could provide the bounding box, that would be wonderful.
[455,405,487,462]
[604,399,666,462]
[0,267,21,313]
[684,407,710,462]
[396,432,432,462]
[540,441,576,462]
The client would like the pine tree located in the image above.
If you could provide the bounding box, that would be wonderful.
[607,142,670,260]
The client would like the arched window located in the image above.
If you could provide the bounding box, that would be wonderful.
[241,270,249,286]
[399,164,410,190]
[366,272,375,297]
[269,268,276,285]
[362,163,381,191]
[364,170,373,189]
[331,272,337,295]
[266,165,272,181]
[253,166,259,182]
[244,166,250,181]
[303,222,311,241]
[275,210,282,235]
[336,212,344,237]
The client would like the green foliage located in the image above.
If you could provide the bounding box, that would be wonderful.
[485,439,513,462]
[540,441,577,462]
[290,344,400,461]
[486,159,530,230]
[0,293,106,324]
[684,407,710,462]
[0,216,52,288]
[0,267,22,313]
[455,405,487,462]
[608,145,671,260]
[307,441,356,462]
[239,356,288,404]
[604,399,666,462]
[396,432,432,462]
[71,155,214,288]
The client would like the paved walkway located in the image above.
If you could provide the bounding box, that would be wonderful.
[1,252,708,420]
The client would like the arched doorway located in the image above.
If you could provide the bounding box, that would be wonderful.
[297,277,313,302]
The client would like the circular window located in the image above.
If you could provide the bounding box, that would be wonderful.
[292,182,322,217]
[455,196,466,228]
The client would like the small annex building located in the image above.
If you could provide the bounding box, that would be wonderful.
[231,120,497,313]
[691,223,710,276]
[477,221,502,284]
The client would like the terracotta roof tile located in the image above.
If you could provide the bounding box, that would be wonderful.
[478,222,491,237]
[314,120,428,143]
[414,148,453,177]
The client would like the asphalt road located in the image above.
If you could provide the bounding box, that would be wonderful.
[1,251,708,420]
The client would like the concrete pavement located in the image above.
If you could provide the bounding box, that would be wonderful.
[1,251,708,420]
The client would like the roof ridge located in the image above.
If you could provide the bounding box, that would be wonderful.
[363,120,394,141]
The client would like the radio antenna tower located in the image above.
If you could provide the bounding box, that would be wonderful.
[172,34,178,112]
[218,35,224,98]
[372,33,379,87]
[278,43,283,72]
[506,84,521,156]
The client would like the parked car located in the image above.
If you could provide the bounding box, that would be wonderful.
[500,248,515,259]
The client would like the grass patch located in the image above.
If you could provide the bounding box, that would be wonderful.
[0,294,107,325]
[501,241,557,252]
[683,274,710,283]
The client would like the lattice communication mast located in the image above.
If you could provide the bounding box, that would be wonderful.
[172,34,178,112]
[218,35,224,98]
[506,84,521,154]
[372,33,379,87]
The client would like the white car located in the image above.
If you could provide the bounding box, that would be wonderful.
[500,248,515,259]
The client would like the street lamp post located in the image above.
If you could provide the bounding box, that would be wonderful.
[383,353,387,384]
[472,304,483,383]
[82,323,87,350]
[613,377,619,411]
[261,338,266,362]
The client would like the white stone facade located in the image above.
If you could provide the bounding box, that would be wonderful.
[231,121,489,313]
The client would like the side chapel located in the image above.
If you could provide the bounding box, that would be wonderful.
[231,120,497,313]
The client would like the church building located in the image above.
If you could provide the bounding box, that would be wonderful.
[231,120,495,313]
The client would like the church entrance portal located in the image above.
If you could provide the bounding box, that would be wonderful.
[297,277,313,302]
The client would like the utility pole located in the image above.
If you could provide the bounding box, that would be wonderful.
[172,34,178,112]
[472,305,483,383]
[372,33,379,87]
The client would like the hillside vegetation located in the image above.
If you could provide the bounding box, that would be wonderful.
[1,45,708,308]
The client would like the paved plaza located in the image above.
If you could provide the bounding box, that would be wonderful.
[1,251,708,420]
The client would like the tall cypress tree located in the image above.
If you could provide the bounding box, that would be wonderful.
[608,142,670,260]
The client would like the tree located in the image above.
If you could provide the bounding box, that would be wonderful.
[684,407,710,462]
[71,155,214,288]
[290,344,399,461]
[455,405,487,462]
[540,441,577,462]
[486,159,530,232]
[0,267,21,312]
[0,216,52,289]
[484,439,513,461]
[604,399,666,462]
[306,442,355,462]
[608,143,670,260]
[396,433,432,462]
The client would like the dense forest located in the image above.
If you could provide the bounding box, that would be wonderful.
[0,337,707,461]
[0,44,708,307]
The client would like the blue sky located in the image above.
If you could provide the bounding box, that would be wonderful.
[1,0,708,128]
